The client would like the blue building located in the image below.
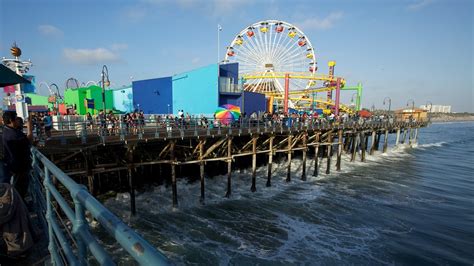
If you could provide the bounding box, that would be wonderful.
[132,77,172,114]
[131,63,266,115]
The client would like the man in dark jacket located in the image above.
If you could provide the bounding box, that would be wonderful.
[2,111,33,198]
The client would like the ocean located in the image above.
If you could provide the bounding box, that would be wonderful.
[106,121,474,265]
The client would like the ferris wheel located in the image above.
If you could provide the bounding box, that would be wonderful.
[224,20,317,97]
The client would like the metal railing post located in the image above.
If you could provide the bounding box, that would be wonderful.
[44,166,63,266]
[72,193,88,266]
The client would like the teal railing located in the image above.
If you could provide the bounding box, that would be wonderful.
[30,147,169,265]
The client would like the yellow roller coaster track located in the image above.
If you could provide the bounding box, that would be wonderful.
[272,96,356,115]
[242,72,346,85]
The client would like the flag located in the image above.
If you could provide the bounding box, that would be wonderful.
[84,98,94,109]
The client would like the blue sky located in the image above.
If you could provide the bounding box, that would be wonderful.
[1,0,472,112]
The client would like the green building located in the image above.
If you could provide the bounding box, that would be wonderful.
[64,85,113,115]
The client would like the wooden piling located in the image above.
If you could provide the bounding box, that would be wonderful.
[170,140,178,207]
[287,134,293,182]
[326,132,332,174]
[336,129,343,171]
[302,132,307,180]
[351,133,358,162]
[126,145,136,215]
[401,128,407,144]
[383,129,389,153]
[395,128,401,146]
[375,131,381,151]
[313,133,320,177]
[361,132,366,162]
[370,131,376,155]
[408,127,413,145]
[199,140,205,202]
[413,127,419,143]
[266,135,274,187]
[226,137,232,197]
[251,135,257,192]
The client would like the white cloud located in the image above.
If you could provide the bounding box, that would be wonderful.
[407,0,434,11]
[191,57,201,64]
[125,7,148,21]
[141,0,252,17]
[296,12,344,31]
[63,48,120,65]
[110,43,128,51]
[38,24,63,37]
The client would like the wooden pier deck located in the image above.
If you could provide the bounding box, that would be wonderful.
[35,120,428,214]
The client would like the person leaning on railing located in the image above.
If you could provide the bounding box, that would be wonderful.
[1,111,33,199]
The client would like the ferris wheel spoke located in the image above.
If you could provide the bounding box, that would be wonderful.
[275,41,305,68]
[235,45,263,66]
[245,31,263,57]
[251,29,266,59]
[272,32,298,64]
[270,27,285,62]
[275,50,307,69]
[235,38,264,62]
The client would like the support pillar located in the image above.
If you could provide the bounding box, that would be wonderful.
[313,133,320,177]
[170,140,178,207]
[199,140,205,203]
[126,145,136,215]
[326,132,332,174]
[395,128,401,146]
[287,134,292,182]
[302,132,307,180]
[267,135,274,187]
[251,135,257,192]
[226,137,232,197]
[336,129,343,171]
[361,132,366,162]
[351,133,359,162]
[383,129,389,153]
[370,131,376,155]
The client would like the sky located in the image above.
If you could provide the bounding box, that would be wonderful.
[0,0,473,112]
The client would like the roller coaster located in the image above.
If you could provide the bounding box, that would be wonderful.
[224,20,362,115]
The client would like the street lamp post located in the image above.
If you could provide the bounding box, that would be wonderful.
[351,92,357,109]
[407,99,415,121]
[426,101,432,122]
[50,83,60,114]
[383,96,391,114]
[101,65,110,113]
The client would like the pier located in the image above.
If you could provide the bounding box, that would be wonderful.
[37,117,428,214]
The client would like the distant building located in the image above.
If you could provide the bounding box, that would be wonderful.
[419,104,451,113]
[394,108,428,122]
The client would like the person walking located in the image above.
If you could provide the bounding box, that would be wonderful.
[2,111,33,198]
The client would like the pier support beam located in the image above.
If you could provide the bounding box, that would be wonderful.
[361,132,366,162]
[126,144,136,215]
[251,135,257,192]
[395,128,401,146]
[370,131,376,155]
[326,132,332,174]
[287,134,293,182]
[199,140,205,203]
[408,127,413,145]
[336,129,343,171]
[170,140,178,207]
[383,129,389,153]
[226,137,232,197]
[302,132,308,180]
[402,128,407,144]
[313,133,320,177]
[267,135,274,187]
[351,132,359,162]
[375,131,381,151]
[413,127,419,144]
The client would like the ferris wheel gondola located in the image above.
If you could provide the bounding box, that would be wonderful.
[224,20,317,103]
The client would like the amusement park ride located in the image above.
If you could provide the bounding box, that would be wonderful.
[2,43,32,118]
[223,20,362,115]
